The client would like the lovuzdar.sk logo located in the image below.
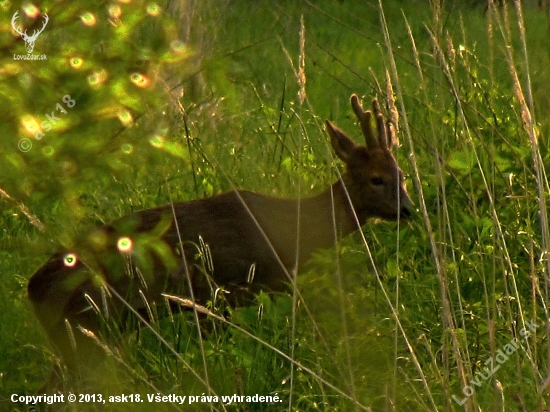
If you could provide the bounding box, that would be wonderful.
[12,9,48,60]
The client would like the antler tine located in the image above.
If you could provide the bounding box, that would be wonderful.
[37,14,49,35]
[385,119,395,147]
[27,14,48,41]
[350,94,379,148]
[11,11,24,36]
[372,98,389,148]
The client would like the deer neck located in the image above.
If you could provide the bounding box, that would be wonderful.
[293,179,363,256]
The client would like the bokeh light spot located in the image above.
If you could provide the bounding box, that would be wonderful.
[88,69,108,86]
[117,237,133,253]
[130,73,150,88]
[117,110,133,126]
[81,12,97,27]
[63,253,78,267]
[23,4,40,18]
[170,40,187,54]
[42,146,54,156]
[149,135,164,148]
[21,114,40,136]
[121,143,133,154]
[108,5,122,19]
[70,57,84,69]
[146,3,161,16]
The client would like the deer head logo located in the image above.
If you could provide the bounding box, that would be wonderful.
[11,11,49,54]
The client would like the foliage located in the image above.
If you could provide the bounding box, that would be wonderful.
[2,0,550,411]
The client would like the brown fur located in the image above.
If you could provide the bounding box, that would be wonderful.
[28,94,413,385]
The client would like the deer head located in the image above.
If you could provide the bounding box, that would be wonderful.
[325,95,412,222]
[12,11,49,54]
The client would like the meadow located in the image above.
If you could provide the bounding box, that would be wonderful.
[1,0,550,410]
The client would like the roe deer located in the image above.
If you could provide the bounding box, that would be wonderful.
[28,94,413,384]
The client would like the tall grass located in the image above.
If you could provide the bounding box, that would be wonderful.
[2,0,550,411]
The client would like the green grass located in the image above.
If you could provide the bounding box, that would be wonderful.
[2,0,550,410]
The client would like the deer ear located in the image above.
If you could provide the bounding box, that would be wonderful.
[326,120,357,162]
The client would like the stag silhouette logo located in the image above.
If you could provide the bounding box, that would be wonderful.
[11,11,49,54]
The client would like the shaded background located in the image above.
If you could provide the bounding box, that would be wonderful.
[1,0,550,411]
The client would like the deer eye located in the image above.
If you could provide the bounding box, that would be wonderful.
[370,177,385,186]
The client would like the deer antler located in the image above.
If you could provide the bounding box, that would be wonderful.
[11,11,25,37]
[11,11,49,53]
[350,95,394,149]
[351,94,376,148]
[28,13,49,42]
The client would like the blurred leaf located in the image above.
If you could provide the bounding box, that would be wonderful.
[448,150,475,172]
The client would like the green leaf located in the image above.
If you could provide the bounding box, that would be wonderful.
[448,150,475,172]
